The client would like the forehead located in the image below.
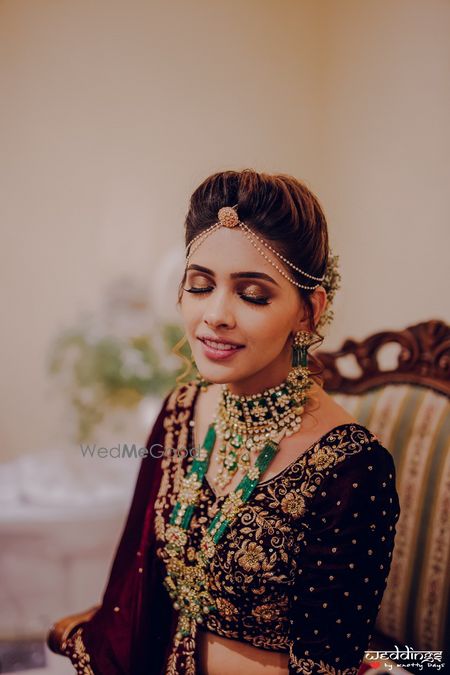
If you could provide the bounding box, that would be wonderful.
[187,227,289,285]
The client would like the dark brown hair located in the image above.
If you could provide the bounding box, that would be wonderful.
[177,169,329,385]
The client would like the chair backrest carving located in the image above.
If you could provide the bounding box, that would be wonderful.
[318,319,450,397]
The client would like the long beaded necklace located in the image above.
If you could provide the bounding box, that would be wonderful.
[163,421,286,641]
[162,372,313,646]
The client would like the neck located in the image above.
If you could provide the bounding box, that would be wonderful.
[224,352,293,397]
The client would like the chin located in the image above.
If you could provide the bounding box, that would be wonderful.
[195,364,234,383]
[194,359,243,384]
[200,365,258,387]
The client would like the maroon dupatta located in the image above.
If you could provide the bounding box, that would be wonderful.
[75,383,200,674]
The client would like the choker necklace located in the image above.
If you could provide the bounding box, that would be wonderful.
[211,374,312,491]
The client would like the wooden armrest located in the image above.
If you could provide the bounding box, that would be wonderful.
[47,605,100,655]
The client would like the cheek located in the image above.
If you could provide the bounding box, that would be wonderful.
[179,298,202,333]
[241,305,292,336]
[180,296,293,345]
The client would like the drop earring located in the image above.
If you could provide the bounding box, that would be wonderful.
[287,330,315,391]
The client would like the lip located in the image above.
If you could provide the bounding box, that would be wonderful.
[197,336,245,361]
[198,335,244,347]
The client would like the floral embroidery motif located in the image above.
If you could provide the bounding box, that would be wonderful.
[308,444,340,472]
[216,596,239,619]
[236,540,267,572]
[281,490,306,518]
[252,601,285,622]
[289,643,359,674]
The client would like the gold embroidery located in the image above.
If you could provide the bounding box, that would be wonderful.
[61,626,94,674]
[252,601,284,622]
[281,490,306,518]
[155,381,200,675]
[236,540,267,572]
[216,596,239,619]
[289,643,359,674]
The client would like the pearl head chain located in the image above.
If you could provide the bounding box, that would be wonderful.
[185,204,325,291]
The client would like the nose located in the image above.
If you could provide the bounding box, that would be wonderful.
[203,288,236,330]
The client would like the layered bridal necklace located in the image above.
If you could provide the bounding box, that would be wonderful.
[211,378,307,491]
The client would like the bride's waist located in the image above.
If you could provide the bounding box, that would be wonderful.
[197,628,289,675]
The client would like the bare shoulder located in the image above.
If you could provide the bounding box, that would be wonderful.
[275,388,358,463]
[314,385,359,423]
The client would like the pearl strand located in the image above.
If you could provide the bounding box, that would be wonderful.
[186,223,221,264]
[238,225,321,290]
[239,221,324,281]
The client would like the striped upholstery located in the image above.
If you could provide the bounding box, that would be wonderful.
[330,384,450,651]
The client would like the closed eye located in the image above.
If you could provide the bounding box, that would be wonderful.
[183,286,271,306]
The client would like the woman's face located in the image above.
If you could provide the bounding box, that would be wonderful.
[179,227,325,396]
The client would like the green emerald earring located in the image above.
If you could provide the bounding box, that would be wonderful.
[293,330,313,366]
[287,330,315,390]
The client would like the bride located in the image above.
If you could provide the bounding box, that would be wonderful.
[50,168,400,675]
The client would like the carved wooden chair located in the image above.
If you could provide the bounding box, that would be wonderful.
[319,319,449,670]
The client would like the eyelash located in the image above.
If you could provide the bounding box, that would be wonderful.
[183,286,271,306]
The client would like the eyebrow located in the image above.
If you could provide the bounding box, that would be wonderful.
[186,264,280,287]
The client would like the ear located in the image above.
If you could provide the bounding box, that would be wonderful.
[311,285,328,327]
[295,286,328,331]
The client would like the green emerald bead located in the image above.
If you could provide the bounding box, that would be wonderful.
[167,421,283,578]
[204,424,216,449]
[300,347,307,367]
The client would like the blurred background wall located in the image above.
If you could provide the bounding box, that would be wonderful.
[0,1,449,666]
[1,0,449,456]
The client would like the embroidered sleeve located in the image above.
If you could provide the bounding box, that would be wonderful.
[287,442,400,674]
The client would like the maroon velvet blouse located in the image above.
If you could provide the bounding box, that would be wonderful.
[61,380,400,675]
